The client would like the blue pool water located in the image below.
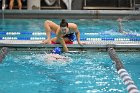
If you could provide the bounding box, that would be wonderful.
[0,19,140,40]
[0,19,140,93]
[0,51,139,93]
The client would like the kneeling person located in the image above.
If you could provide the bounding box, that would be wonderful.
[42,19,83,52]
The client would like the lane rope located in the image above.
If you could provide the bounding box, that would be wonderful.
[108,48,140,93]
[0,47,9,63]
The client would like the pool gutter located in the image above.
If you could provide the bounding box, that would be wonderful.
[0,40,140,51]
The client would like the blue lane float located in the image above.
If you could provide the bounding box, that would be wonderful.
[0,32,140,37]
[0,37,140,41]
[102,38,114,41]
[0,47,9,63]
[0,32,140,41]
[0,32,7,35]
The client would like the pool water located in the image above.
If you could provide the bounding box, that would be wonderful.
[0,19,140,93]
[0,51,139,93]
[0,19,140,40]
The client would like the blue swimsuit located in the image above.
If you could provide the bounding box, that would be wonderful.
[63,33,75,41]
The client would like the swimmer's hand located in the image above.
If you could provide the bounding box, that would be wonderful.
[78,42,86,46]
[117,18,123,22]
[41,39,51,44]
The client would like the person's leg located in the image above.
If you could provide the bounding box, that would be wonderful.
[51,37,57,43]
[51,37,69,52]
[9,0,14,10]
[63,33,75,42]
[42,20,59,44]
[51,37,72,44]
[17,0,22,10]
[63,38,72,42]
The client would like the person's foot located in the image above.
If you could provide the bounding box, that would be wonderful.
[42,39,51,44]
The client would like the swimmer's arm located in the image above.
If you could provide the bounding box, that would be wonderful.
[118,21,123,33]
[57,31,69,52]
[117,18,125,33]
[53,55,67,60]
[74,28,82,45]
[118,22,128,34]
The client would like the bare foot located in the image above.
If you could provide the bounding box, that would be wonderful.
[42,39,51,44]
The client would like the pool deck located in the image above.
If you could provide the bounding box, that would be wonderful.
[1,10,140,19]
[0,40,140,51]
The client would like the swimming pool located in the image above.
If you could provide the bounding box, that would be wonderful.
[0,50,139,93]
[0,19,140,41]
[0,19,140,93]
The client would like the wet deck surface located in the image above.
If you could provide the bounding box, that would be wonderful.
[0,40,140,48]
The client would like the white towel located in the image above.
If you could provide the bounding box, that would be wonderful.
[62,0,72,10]
[45,0,56,6]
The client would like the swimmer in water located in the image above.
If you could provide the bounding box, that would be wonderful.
[45,47,70,61]
[117,18,128,34]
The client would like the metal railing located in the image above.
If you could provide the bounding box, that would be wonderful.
[2,0,5,10]
[84,0,134,10]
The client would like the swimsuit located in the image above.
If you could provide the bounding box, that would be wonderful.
[63,33,75,42]
[51,31,75,44]
[51,33,74,44]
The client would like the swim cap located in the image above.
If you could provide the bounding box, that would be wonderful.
[52,47,62,54]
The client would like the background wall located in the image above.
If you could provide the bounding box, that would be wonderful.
[0,0,137,10]
[85,0,131,7]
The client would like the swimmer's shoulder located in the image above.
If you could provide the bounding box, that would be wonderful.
[68,23,77,29]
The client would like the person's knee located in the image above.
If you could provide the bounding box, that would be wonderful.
[10,0,14,3]
[17,0,22,4]
[45,20,51,24]
[44,20,51,27]
[9,0,14,8]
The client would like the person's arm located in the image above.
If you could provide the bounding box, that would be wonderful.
[118,21,123,33]
[57,30,68,52]
[117,18,123,33]
[73,26,83,46]
[75,31,82,45]
[117,18,128,34]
